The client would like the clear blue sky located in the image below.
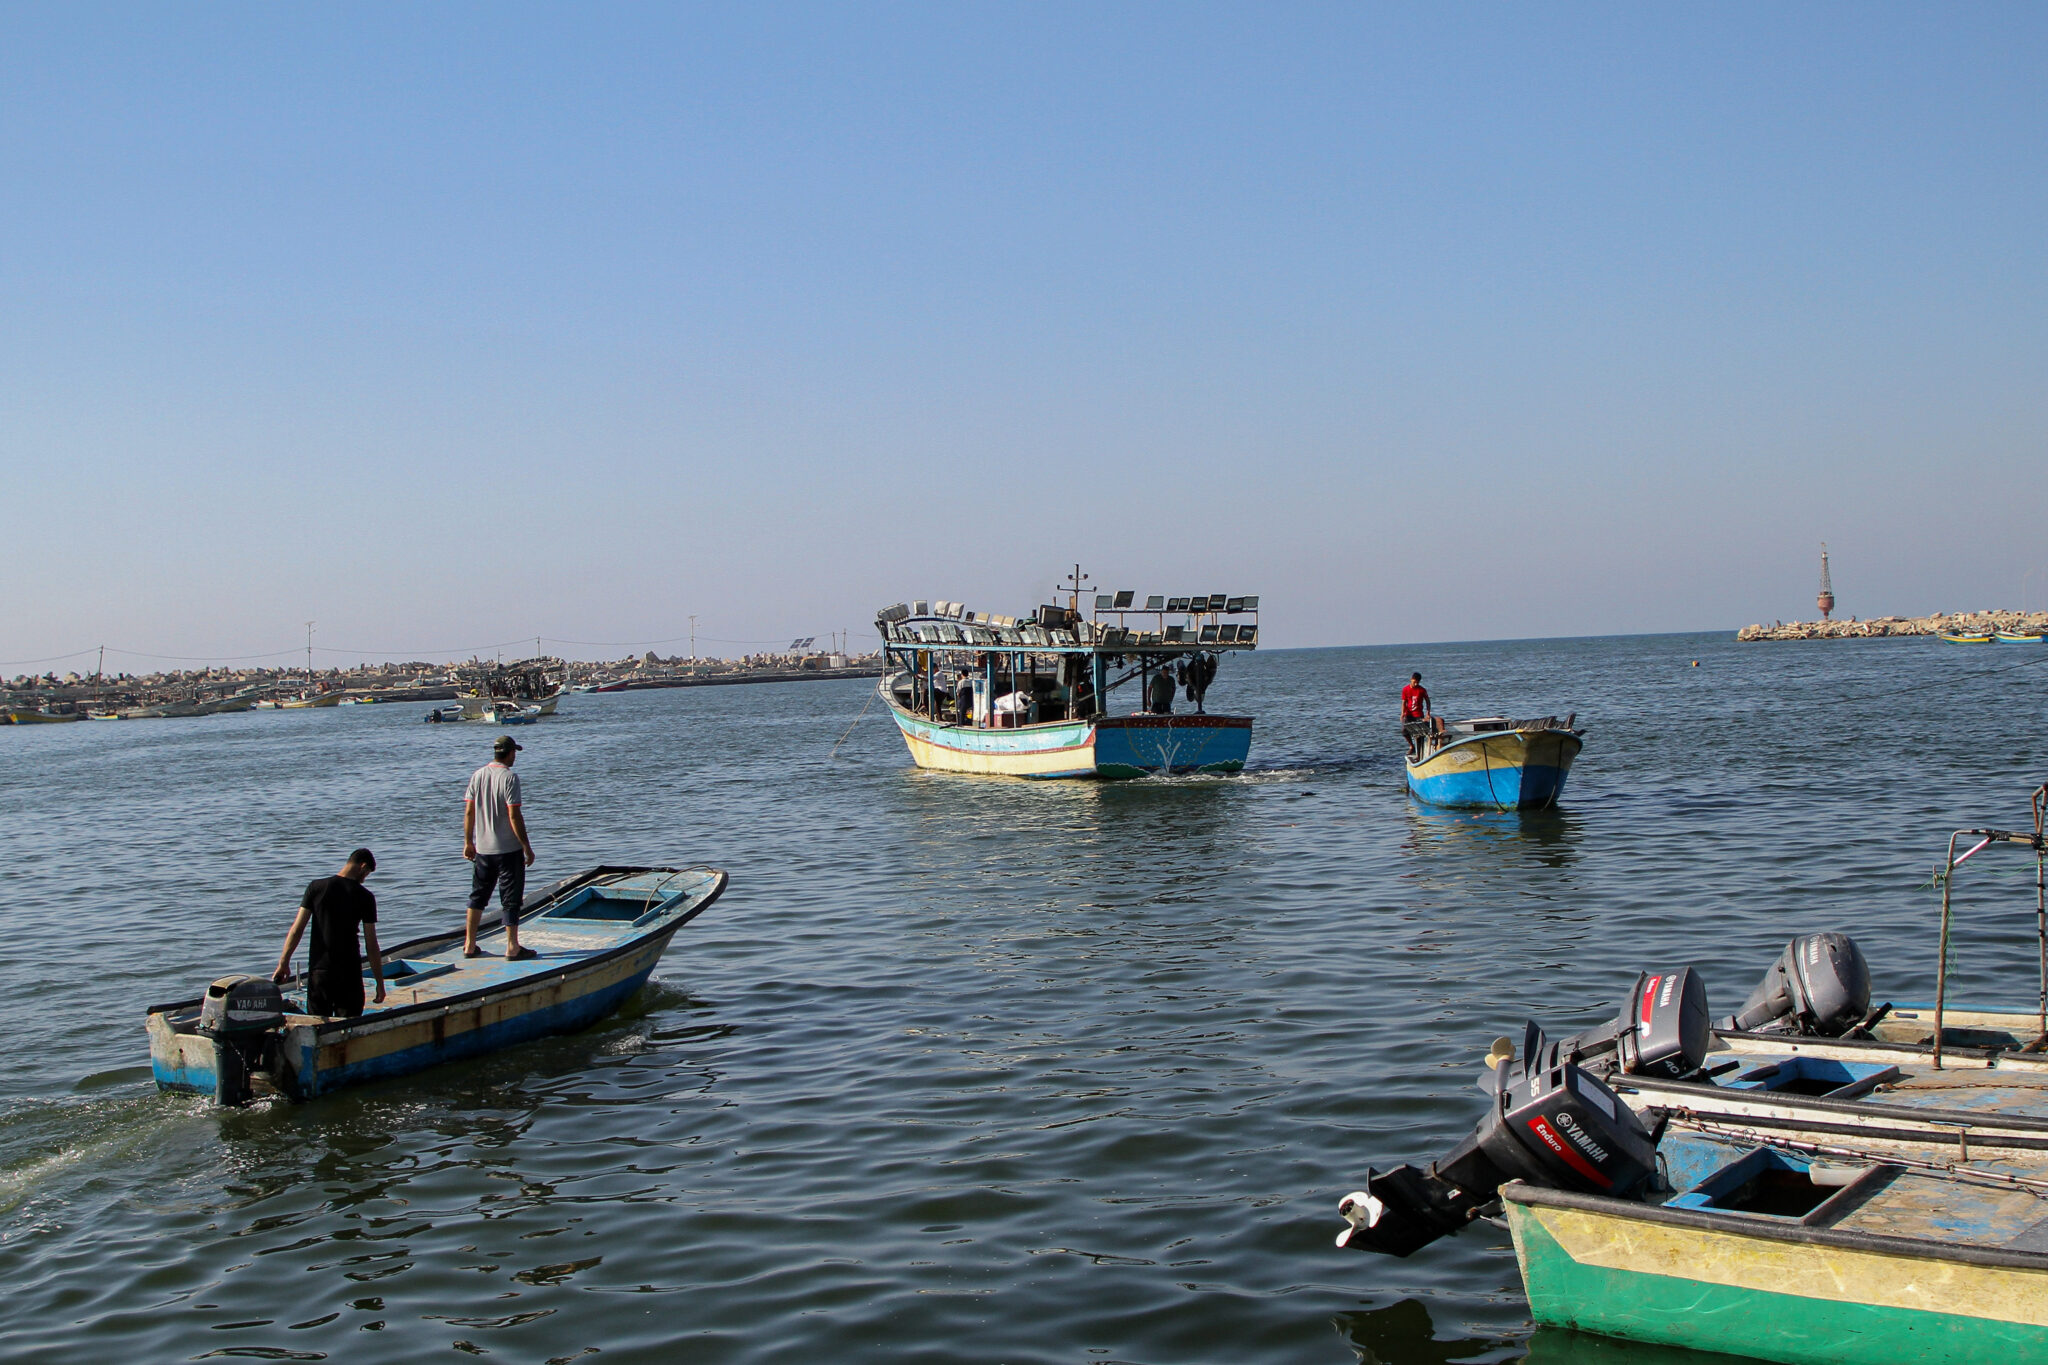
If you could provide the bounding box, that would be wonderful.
[4,4,2043,669]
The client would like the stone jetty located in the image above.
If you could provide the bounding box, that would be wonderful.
[1737,610,2048,641]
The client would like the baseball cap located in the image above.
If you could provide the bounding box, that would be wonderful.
[494,735,523,756]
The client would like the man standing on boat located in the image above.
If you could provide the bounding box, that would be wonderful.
[464,735,538,961]
[1402,672,1440,759]
[272,847,385,1017]
[1146,666,1176,714]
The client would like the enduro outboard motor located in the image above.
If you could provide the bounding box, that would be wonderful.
[1336,1049,1659,1256]
[1550,968,1712,1080]
[198,974,288,1106]
[1719,933,1871,1037]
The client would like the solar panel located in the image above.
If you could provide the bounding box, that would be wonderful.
[1145,595,1165,610]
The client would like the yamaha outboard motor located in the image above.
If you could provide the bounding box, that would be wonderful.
[1336,1049,1659,1256]
[1719,933,1870,1037]
[198,974,288,1106]
[1548,968,1712,1080]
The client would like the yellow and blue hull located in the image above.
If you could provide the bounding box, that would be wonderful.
[888,701,1251,779]
[1405,729,1581,810]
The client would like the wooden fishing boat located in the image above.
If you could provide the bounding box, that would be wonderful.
[1940,632,1996,644]
[1404,715,1583,809]
[147,865,725,1103]
[874,580,1260,778]
[1332,797,2048,1364]
[4,707,81,724]
[1997,631,2045,643]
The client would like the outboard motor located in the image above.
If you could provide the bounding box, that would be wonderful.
[1719,933,1870,1037]
[1548,968,1711,1080]
[198,974,287,1106]
[1336,1049,1659,1256]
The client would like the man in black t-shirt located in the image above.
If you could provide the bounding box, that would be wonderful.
[272,848,386,1018]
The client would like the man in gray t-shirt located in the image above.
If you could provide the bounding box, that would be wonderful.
[463,735,537,960]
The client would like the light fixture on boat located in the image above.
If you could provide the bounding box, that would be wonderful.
[1168,597,1190,612]
[1227,597,1245,613]
[1200,625,1220,643]
[1241,595,1259,610]
[1207,594,1228,611]
[1719,933,1871,1037]
[1095,594,1114,610]
[1146,595,1165,610]
[1114,590,1135,609]
[914,601,930,616]
[1218,625,1240,642]
[1237,625,1258,644]
[1165,626,1185,643]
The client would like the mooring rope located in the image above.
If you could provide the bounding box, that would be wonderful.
[828,684,880,761]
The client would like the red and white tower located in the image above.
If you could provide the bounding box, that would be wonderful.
[1816,544,1835,620]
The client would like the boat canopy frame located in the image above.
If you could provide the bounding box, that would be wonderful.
[875,594,1259,723]
[1932,783,2048,1067]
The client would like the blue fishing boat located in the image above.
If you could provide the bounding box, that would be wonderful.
[147,865,726,1104]
[1404,715,1584,809]
[874,576,1260,778]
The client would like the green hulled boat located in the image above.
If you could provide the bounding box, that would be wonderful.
[1332,798,2048,1365]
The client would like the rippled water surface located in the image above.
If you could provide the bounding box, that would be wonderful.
[5,633,2048,1363]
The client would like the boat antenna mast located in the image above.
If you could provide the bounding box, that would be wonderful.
[1061,564,1091,613]
[1817,544,1835,621]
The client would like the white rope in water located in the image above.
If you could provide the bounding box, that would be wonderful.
[828,685,879,761]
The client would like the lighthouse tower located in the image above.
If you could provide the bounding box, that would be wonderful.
[1817,544,1835,620]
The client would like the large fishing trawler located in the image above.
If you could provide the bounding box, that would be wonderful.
[874,573,1260,779]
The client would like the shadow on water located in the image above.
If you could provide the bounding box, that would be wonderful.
[1331,1296,1522,1363]
[1332,1299,1767,1365]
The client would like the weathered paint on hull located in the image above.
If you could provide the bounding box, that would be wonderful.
[1405,730,1581,810]
[887,702,1251,779]
[1507,1192,2048,1365]
[148,932,674,1098]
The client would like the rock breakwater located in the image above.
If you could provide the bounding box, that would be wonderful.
[1737,610,2048,641]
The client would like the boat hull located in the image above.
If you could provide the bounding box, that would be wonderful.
[887,702,1251,778]
[1405,730,1581,809]
[1506,1185,2048,1365]
[147,931,674,1098]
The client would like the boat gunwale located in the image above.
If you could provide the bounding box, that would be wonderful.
[1620,1072,2048,1138]
[145,865,727,1033]
[1503,1178,2048,1273]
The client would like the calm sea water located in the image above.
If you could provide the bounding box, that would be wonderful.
[4,632,2047,1364]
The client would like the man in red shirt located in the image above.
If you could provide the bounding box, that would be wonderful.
[1401,672,1441,759]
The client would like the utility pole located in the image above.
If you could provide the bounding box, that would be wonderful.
[689,615,698,662]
